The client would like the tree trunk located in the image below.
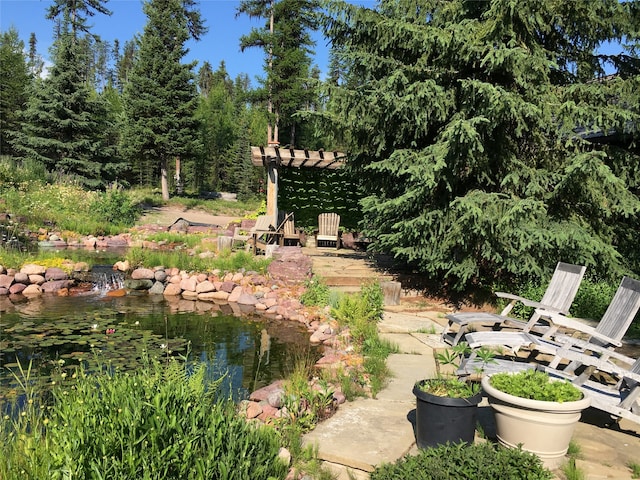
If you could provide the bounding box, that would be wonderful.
[161,157,170,200]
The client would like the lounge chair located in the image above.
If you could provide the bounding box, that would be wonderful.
[442,262,586,345]
[506,343,640,426]
[459,276,640,380]
[317,213,341,249]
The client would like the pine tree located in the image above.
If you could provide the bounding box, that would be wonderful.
[11,8,121,188]
[321,0,640,291]
[0,28,31,156]
[237,0,319,147]
[121,0,205,200]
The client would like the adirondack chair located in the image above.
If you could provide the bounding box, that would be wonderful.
[442,262,586,345]
[277,211,300,246]
[247,214,281,254]
[317,213,340,249]
[459,276,640,381]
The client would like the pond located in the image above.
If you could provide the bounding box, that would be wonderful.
[0,288,318,411]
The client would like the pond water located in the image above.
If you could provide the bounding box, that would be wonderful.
[0,288,318,410]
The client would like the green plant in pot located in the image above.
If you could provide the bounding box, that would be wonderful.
[481,369,591,469]
[412,343,493,449]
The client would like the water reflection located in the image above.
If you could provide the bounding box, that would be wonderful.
[0,292,317,408]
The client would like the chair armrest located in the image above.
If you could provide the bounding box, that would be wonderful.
[495,292,563,314]
[534,310,619,343]
[553,334,632,362]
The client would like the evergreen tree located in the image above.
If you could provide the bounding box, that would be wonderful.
[237,0,319,147]
[28,33,45,77]
[0,28,30,156]
[11,9,122,188]
[321,0,640,291]
[115,39,136,92]
[121,0,205,200]
[194,62,236,192]
[197,61,214,96]
[46,0,112,37]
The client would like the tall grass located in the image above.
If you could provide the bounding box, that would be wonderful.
[1,357,288,479]
[124,247,271,273]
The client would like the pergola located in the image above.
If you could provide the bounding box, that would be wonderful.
[250,146,347,219]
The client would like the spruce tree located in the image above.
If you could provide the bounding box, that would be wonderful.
[0,28,30,156]
[11,9,120,188]
[321,0,640,291]
[121,0,205,200]
[238,0,319,146]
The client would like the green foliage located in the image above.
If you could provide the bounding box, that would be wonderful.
[571,278,619,321]
[90,185,138,227]
[561,457,586,480]
[124,247,271,274]
[416,343,488,398]
[121,0,205,199]
[498,276,621,323]
[320,0,640,291]
[237,0,320,147]
[416,377,479,399]
[332,282,383,330]
[0,28,30,157]
[0,181,135,236]
[371,442,552,480]
[0,156,47,187]
[281,375,336,433]
[489,370,583,402]
[300,277,331,307]
[332,292,378,348]
[629,461,640,479]
[360,281,384,322]
[0,358,288,479]
[11,19,122,188]
[140,232,206,249]
[278,167,364,231]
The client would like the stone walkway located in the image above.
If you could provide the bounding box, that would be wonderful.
[301,249,640,480]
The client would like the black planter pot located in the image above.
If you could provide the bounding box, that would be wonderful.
[412,380,482,449]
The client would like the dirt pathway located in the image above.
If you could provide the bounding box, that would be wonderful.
[136,205,239,229]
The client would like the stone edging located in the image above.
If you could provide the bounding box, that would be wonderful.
[0,247,359,436]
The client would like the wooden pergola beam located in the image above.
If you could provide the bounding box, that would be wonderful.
[250,146,347,221]
[251,146,346,170]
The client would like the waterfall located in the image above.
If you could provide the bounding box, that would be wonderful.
[90,265,125,293]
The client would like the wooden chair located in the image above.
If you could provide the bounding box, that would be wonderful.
[317,213,341,249]
[442,262,586,345]
[277,211,300,246]
[231,226,250,249]
[247,215,282,254]
[459,276,640,382]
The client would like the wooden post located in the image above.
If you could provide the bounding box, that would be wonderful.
[381,281,402,305]
[266,162,278,219]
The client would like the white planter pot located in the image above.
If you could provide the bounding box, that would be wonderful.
[481,375,591,469]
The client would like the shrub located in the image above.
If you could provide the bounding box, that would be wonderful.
[371,442,552,480]
[300,278,331,307]
[90,186,138,228]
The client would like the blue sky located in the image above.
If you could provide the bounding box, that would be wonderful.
[1,0,623,82]
[0,0,361,83]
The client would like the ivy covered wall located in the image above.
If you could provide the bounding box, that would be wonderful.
[277,167,363,231]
